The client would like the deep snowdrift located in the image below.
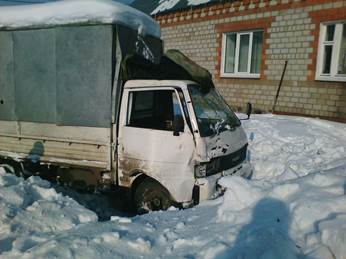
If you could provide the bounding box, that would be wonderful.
[1,114,346,258]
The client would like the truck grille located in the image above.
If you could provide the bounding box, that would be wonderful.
[206,144,247,177]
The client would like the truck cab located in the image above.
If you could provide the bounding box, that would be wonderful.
[0,1,252,213]
[117,80,252,211]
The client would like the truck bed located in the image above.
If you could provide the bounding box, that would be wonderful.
[0,120,111,170]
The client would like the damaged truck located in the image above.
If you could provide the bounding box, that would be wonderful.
[0,1,252,212]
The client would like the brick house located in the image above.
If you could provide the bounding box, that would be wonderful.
[132,0,346,122]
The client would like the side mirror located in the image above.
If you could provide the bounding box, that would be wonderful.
[173,115,184,136]
[246,102,252,119]
[240,102,252,121]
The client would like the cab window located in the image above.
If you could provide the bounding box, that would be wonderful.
[127,90,183,131]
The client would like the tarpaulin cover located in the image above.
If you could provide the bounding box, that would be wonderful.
[55,25,113,127]
[0,25,113,127]
[0,23,163,127]
[117,24,162,65]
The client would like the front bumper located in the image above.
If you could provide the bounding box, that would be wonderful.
[194,161,253,202]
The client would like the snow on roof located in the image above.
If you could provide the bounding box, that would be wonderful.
[151,0,180,16]
[0,0,161,38]
[131,0,218,16]
[0,0,53,6]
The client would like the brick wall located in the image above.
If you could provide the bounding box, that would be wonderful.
[156,0,346,122]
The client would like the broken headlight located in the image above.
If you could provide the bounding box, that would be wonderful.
[195,164,207,178]
[195,161,218,178]
[195,159,220,178]
[195,145,248,178]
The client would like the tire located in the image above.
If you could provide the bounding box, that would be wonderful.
[133,178,172,213]
[0,158,23,177]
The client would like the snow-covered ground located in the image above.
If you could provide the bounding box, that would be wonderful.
[1,114,346,258]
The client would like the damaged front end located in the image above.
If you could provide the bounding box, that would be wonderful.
[187,84,253,203]
[193,145,253,203]
[195,144,248,178]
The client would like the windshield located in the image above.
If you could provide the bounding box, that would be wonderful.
[188,85,240,137]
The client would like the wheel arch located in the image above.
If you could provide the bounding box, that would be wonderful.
[129,171,176,203]
[127,168,195,204]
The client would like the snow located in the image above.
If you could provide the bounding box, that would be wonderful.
[151,0,213,15]
[188,0,211,5]
[151,0,180,15]
[0,0,161,38]
[1,114,346,258]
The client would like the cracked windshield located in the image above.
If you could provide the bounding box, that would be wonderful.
[188,85,240,137]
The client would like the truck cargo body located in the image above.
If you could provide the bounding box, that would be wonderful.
[0,23,162,174]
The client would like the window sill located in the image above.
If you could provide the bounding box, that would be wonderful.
[220,73,261,79]
[315,75,346,82]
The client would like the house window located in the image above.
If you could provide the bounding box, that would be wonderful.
[221,30,263,78]
[316,22,346,82]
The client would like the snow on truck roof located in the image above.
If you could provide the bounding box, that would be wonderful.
[0,0,161,38]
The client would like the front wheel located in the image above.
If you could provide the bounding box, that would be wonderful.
[133,178,172,214]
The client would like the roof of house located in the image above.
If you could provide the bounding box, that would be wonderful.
[131,0,226,16]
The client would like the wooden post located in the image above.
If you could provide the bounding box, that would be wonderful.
[272,60,288,113]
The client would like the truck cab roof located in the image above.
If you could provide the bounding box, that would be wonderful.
[124,80,197,90]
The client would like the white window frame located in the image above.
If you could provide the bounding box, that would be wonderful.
[221,30,263,79]
[316,21,346,82]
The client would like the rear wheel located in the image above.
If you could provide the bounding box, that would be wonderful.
[0,158,24,177]
[133,178,172,214]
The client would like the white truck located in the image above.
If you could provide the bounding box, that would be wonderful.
[0,0,252,212]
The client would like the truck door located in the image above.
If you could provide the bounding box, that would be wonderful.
[118,87,196,203]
